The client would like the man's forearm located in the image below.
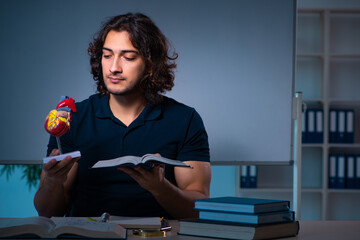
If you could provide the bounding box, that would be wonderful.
[34,179,69,217]
[151,178,208,219]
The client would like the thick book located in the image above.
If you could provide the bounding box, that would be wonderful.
[194,197,290,214]
[84,215,161,229]
[198,210,294,224]
[0,216,126,239]
[91,153,190,168]
[108,216,161,229]
[179,219,299,240]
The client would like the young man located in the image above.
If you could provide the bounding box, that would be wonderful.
[34,13,211,219]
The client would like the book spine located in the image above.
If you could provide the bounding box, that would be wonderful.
[329,154,360,189]
[315,109,323,143]
[307,109,316,143]
[240,165,249,188]
[329,109,337,143]
[345,110,354,143]
[356,156,360,189]
[337,110,346,143]
[302,111,307,143]
[346,155,356,189]
[337,155,346,189]
[198,210,294,225]
[249,166,257,188]
[240,166,257,188]
[328,109,355,144]
[328,155,337,189]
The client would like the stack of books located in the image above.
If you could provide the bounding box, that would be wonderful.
[179,197,299,240]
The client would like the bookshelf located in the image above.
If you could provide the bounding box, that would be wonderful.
[237,9,360,220]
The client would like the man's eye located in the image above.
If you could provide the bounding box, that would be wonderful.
[124,56,136,61]
[103,54,112,59]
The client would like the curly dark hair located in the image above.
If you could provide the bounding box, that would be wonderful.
[88,13,178,105]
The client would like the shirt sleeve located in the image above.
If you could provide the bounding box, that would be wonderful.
[177,109,210,162]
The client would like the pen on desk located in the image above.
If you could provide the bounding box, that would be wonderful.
[99,212,110,222]
[86,212,110,222]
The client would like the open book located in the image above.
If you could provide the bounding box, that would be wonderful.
[0,216,126,239]
[108,216,161,229]
[92,154,190,169]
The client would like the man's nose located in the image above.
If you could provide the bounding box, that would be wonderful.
[110,57,122,73]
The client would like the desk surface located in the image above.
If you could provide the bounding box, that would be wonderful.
[127,220,360,240]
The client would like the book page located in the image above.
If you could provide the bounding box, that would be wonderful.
[92,156,141,168]
[0,217,55,238]
[51,217,126,238]
[54,217,115,231]
[52,216,160,229]
[142,154,190,167]
[92,155,191,168]
[109,216,161,229]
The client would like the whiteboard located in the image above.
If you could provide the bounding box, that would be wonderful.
[0,0,296,164]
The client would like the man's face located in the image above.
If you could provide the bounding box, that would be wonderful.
[101,30,147,97]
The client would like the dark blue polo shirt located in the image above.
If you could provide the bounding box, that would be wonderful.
[47,94,210,218]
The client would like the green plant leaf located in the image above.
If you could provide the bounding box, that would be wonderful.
[0,164,42,191]
[20,165,42,190]
[0,165,17,180]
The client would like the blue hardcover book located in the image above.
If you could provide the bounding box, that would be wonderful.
[329,109,337,143]
[337,110,346,143]
[179,219,300,240]
[346,155,356,189]
[345,110,354,143]
[315,109,323,143]
[306,109,316,143]
[194,197,290,214]
[198,210,294,225]
[336,155,346,189]
[328,155,337,189]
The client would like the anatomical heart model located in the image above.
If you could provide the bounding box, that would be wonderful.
[43,96,80,163]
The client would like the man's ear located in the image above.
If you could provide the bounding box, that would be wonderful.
[146,60,153,78]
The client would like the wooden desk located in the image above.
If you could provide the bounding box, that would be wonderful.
[127,220,360,240]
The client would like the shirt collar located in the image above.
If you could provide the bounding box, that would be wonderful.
[142,103,162,121]
[94,94,113,118]
[94,94,162,121]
